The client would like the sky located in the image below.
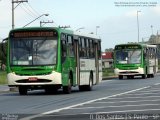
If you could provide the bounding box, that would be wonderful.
[0,0,160,51]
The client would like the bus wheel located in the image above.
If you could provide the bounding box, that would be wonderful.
[119,75,123,80]
[79,86,85,91]
[142,74,146,79]
[147,74,150,78]
[151,74,154,78]
[130,75,134,79]
[19,86,27,95]
[63,78,71,94]
[86,73,93,91]
[127,76,131,79]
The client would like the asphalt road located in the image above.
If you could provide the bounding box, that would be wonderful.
[0,75,160,120]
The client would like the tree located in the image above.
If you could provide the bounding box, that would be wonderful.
[0,41,7,65]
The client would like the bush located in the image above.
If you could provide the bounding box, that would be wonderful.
[0,71,7,84]
[102,68,115,77]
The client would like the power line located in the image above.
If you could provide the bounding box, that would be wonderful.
[27,2,41,16]
[19,4,36,18]
[25,3,50,23]
[26,2,58,26]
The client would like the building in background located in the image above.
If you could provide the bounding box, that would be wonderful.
[102,52,113,69]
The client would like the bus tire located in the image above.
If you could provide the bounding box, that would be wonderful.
[119,75,123,80]
[63,85,71,94]
[151,74,154,78]
[63,75,72,94]
[147,74,151,78]
[79,86,85,91]
[86,73,93,91]
[19,86,27,95]
[142,74,146,79]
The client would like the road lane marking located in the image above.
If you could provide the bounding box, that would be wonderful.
[137,89,160,93]
[107,95,160,99]
[42,86,150,115]
[70,103,160,109]
[93,99,160,104]
[125,92,160,96]
[154,83,160,85]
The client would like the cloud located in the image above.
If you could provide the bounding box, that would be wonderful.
[151,5,160,15]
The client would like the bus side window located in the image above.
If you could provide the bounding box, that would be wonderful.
[89,39,94,58]
[67,35,74,57]
[61,34,67,63]
[98,40,101,59]
[62,40,67,57]
[79,38,82,57]
[81,38,86,57]
[86,38,89,58]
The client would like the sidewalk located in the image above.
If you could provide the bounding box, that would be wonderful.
[0,85,9,92]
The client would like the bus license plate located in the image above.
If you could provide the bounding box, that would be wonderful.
[28,77,38,81]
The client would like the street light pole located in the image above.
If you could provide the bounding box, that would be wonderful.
[151,25,153,35]
[12,0,28,29]
[23,14,49,28]
[96,26,100,35]
[137,11,141,43]
[12,0,14,29]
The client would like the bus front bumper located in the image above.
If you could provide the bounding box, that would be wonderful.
[114,67,144,76]
[7,71,62,86]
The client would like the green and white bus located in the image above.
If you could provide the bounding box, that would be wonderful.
[114,43,158,79]
[7,27,102,95]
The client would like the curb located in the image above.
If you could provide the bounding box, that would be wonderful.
[10,87,18,92]
[102,76,118,80]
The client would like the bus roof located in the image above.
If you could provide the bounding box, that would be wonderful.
[115,43,157,48]
[73,31,101,40]
[9,27,101,40]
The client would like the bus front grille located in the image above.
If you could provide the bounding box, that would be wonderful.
[16,79,52,83]
[119,71,139,74]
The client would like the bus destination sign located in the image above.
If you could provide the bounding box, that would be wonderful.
[115,45,141,50]
[12,31,56,38]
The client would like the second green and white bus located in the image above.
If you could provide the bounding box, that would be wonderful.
[114,43,158,79]
[7,27,102,95]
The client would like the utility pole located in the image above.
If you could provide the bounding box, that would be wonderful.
[40,20,54,27]
[12,0,28,29]
[151,25,153,35]
[137,11,141,43]
[96,26,100,35]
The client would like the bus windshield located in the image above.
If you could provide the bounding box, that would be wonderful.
[115,49,141,64]
[10,37,57,66]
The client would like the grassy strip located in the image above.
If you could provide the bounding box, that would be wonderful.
[102,68,115,77]
[0,71,7,84]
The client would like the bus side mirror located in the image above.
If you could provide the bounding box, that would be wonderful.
[1,38,7,58]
